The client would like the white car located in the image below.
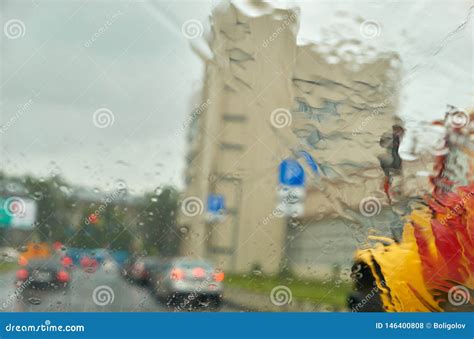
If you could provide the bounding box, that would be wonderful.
[153,258,224,310]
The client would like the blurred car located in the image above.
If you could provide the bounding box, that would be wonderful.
[347,260,384,312]
[122,256,163,285]
[80,256,99,273]
[16,258,71,289]
[18,242,51,262]
[121,256,136,279]
[152,258,224,309]
[59,255,74,269]
[102,256,119,274]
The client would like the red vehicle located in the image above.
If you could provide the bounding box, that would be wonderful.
[80,256,99,273]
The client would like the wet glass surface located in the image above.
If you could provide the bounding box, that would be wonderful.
[0,0,472,313]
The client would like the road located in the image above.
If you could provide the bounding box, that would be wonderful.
[0,267,241,312]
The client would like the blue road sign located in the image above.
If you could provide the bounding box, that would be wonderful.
[298,150,319,174]
[207,194,225,214]
[279,158,305,186]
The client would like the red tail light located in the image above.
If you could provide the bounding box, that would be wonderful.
[192,267,205,278]
[170,268,185,281]
[16,269,29,281]
[213,269,224,282]
[61,256,73,267]
[18,256,28,266]
[57,271,70,283]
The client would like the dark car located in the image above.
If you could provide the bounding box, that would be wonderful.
[122,256,163,285]
[347,260,384,312]
[16,259,71,289]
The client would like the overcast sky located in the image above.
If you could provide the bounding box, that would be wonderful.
[1,0,472,193]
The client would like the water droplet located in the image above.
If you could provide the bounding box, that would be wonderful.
[27,297,42,305]
[199,300,210,307]
[32,191,43,200]
[289,219,300,228]
[59,186,71,195]
[115,180,127,191]
[323,305,334,312]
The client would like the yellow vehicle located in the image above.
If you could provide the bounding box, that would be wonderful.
[18,242,51,265]
[350,108,473,312]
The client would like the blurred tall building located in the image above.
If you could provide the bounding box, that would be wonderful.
[178,1,414,276]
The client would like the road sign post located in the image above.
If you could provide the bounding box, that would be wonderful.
[277,159,306,275]
[206,194,225,223]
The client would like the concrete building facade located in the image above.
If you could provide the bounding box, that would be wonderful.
[178,2,409,276]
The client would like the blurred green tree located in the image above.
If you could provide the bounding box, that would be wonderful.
[140,186,180,257]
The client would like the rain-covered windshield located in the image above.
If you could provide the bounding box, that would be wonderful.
[0,0,472,313]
